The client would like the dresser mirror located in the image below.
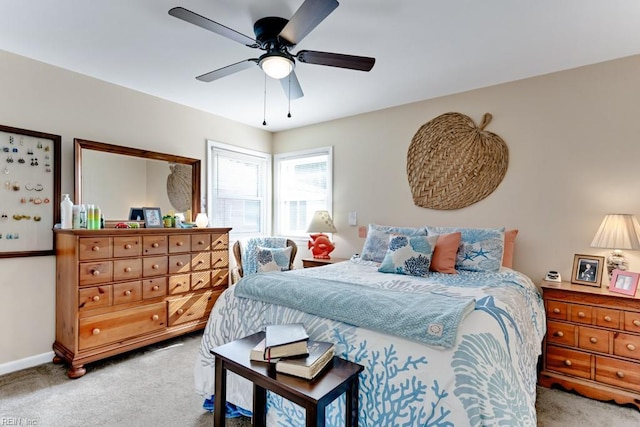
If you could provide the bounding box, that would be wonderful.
[74,138,201,220]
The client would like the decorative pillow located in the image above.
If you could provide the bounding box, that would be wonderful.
[430,232,462,274]
[502,229,519,269]
[426,226,505,272]
[361,223,427,263]
[256,246,293,273]
[378,235,439,277]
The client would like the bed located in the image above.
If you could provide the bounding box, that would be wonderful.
[194,226,546,426]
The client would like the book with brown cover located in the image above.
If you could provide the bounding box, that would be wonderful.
[263,323,309,360]
[275,341,335,380]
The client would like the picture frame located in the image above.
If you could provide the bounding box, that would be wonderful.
[571,254,605,287]
[609,269,639,296]
[0,124,61,258]
[128,207,144,221]
[142,207,163,228]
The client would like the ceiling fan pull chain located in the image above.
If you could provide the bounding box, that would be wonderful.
[262,73,267,126]
[287,74,292,118]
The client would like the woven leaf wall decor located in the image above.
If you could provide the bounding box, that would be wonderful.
[406,112,508,210]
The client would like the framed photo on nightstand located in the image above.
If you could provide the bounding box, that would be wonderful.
[571,254,604,287]
[609,269,639,296]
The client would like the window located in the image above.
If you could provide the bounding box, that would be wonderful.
[274,147,333,238]
[207,141,271,237]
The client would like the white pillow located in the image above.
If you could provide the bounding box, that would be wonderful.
[256,246,293,272]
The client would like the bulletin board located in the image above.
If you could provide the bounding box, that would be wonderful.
[0,124,61,257]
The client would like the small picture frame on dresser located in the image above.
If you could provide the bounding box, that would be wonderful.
[609,269,639,296]
[142,207,163,228]
[571,254,604,287]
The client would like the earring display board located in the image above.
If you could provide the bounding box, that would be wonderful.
[0,124,61,258]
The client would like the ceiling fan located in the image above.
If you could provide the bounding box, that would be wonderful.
[169,0,376,100]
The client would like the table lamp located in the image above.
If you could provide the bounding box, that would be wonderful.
[590,214,640,277]
[306,210,337,259]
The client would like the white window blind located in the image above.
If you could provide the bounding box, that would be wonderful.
[207,141,270,237]
[274,147,332,237]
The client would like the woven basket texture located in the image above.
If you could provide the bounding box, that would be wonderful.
[167,163,192,212]
[407,112,508,210]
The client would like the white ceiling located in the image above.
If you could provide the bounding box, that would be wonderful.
[1,1,639,132]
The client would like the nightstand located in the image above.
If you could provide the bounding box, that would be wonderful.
[302,257,348,268]
[538,280,640,409]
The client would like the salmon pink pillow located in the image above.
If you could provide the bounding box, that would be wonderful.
[429,232,461,274]
[502,229,518,269]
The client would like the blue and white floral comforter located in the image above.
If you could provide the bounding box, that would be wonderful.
[194,259,546,426]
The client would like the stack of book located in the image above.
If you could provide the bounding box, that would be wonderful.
[250,323,335,380]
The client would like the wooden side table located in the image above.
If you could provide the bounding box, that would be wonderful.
[211,332,364,427]
[302,257,349,268]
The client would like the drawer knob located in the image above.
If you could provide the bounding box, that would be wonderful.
[177,308,184,315]
[604,315,612,322]
[152,264,159,270]
[92,296,100,302]
[92,328,100,335]
[92,246,100,252]
[589,337,598,344]
[152,285,159,291]
[627,344,636,352]
[555,331,564,338]
[177,261,184,267]
[125,244,132,249]
[564,359,572,366]
[198,260,204,265]
[198,240,204,245]
[152,243,159,248]
[124,290,131,296]
[152,314,159,321]
[91,270,100,276]
[124,267,132,272]
[578,312,586,318]
[633,319,640,327]
[617,371,625,379]
[553,308,561,314]
[177,241,183,246]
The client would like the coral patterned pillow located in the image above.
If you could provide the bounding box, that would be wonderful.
[256,246,293,272]
[378,235,439,277]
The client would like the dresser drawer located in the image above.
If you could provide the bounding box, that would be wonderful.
[78,302,166,350]
[78,285,112,311]
[142,277,167,299]
[191,252,211,271]
[142,256,167,277]
[594,307,620,329]
[212,269,229,288]
[191,271,211,290]
[211,233,228,251]
[168,274,190,295]
[546,300,568,320]
[167,290,217,326]
[113,258,142,281]
[211,250,229,269]
[142,235,168,255]
[169,254,191,274]
[545,345,591,379]
[614,333,640,360]
[547,321,576,346]
[191,234,211,251]
[79,237,112,260]
[570,304,593,324]
[113,236,141,258]
[113,281,142,305]
[595,356,640,393]
[623,311,640,333]
[577,326,610,353]
[79,261,113,285]
[169,234,191,253]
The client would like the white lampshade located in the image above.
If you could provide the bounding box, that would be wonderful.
[590,214,640,250]
[306,210,337,234]
[259,55,293,79]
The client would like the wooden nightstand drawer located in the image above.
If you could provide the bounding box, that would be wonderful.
[594,307,620,329]
[596,356,640,393]
[614,333,640,360]
[546,300,568,320]
[545,345,591,379]
[577,326,610,353]
[623,311,640,333]
[546,321,576,346]
[570,304,593,324]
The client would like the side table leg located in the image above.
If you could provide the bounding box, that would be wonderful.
[214,358,226,427]
[253,384,267,427]
[346,377,359,427]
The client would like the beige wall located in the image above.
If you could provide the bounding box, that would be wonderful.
[2,47,640,371]
[0,50,271,368]
[274,54,640,284]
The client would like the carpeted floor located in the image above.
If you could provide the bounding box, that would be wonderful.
[1,332,640,426]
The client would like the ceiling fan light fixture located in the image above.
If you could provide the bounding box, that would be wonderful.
[259,54,294,79]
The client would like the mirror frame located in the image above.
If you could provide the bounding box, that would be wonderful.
[74,138,201,218]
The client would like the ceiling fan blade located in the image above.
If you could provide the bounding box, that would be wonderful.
[279,0,339,45]
[196,59,258,82]
[296,50,375,71]
[169,7,258,48]
[280,71,304,100]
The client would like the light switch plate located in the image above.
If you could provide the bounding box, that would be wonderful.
[348,211,357,226]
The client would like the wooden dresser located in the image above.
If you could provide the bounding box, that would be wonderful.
[539,280,640,409]
[53,227,231,378]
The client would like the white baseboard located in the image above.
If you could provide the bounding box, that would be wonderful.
[0,351,54,376]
